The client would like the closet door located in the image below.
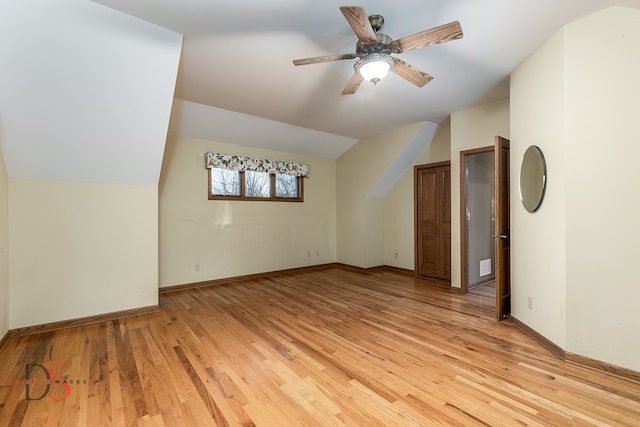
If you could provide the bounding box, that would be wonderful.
[415,162,451,280]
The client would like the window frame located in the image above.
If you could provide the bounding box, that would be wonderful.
[208,168,304,202]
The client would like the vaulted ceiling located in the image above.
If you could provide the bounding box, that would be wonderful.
[93,0,616,142]
[0,0,630,185]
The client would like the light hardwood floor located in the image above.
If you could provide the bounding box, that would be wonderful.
[468,280,495,299]
[1,267,639,426]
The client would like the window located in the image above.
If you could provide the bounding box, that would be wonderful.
[275,173,299,198]
[210,168,240,196]
[245,170,270,198]
[206,152,308,202]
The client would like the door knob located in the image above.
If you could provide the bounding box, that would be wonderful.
[493,234,508,239]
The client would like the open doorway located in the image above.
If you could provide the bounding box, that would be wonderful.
[460,138,511,320]
[460,146,495,298]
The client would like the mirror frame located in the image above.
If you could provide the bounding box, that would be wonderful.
[519,145,547,213]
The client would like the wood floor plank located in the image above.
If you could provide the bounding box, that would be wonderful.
[173,345,229,426]
[1,266,639,426]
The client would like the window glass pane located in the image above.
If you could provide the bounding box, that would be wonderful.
[275,174,299,198]
[245,170,270,198]
[211,168,240,196]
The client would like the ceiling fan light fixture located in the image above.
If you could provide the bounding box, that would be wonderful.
[355,53,395,84]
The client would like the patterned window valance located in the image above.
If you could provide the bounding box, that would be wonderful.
[205,152,310,177]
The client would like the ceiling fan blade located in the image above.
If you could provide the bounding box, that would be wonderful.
[339,6,377,43]
[341,72,364,95]
[391,21,463,53]
[293,53,357,66]
[392,59,433,87]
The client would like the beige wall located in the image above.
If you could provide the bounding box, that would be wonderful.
[564,6,640,371]
[511,6,640,372]
[511,28,567,347]
[9,179,158,328]
[163,119,449,282]
[0,149,8,338]
[337,122,426,268]
[383,120,451,269]
[450,99,510,288]
[159,136,337,287]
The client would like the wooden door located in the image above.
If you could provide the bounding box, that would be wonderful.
[415,162,451,280]
[494,136,510,319]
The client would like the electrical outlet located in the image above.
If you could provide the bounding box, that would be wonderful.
[316,250,319,257]
[307,251,311,258]
[394,252,398,259]
[194,263,200,272]
[528,296,533,310]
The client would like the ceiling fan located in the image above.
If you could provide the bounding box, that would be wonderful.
[293,6,463,95]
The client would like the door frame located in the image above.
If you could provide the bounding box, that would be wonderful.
[459,137,511,320]
[459,145,495,294]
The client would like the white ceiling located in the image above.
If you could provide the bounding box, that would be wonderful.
[93,0,617,148]
[1,0,632,186]
[0,0,182,184]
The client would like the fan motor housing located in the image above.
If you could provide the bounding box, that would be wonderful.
[355,33,393,56]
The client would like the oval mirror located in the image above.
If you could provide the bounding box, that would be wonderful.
[519,145,547,213]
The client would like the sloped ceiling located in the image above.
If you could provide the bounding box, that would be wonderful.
[93,0,615,143]
[1,0,632,185]
[0,0,182,185]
